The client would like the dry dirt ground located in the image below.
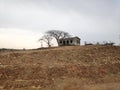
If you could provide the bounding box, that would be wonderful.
[0,45,120,90]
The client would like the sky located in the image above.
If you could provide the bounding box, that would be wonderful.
[0,0,120,49]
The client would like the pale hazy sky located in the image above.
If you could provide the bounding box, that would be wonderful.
[0,0,120,49]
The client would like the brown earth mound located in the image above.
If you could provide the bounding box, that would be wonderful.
[0,45,120,90]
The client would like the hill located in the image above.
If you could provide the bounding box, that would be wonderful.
[0,45,120,90]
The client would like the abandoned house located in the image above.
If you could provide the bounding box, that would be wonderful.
[59,37,81,46]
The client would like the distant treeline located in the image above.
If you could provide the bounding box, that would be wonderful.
[84,41,115,46]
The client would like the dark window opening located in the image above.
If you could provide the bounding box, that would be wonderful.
[70,40,73,43]
[77,40,80,44]
[60,41,62,43]
[67,40,69,45]
[63,41,65,45]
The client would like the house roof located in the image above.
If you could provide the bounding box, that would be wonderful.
[59,36,80,40]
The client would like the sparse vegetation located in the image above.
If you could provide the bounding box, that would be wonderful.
[0,45,120,90]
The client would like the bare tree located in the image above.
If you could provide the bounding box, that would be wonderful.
[46,30,70,46]
[39,35,53,47]
[39,39,43,48]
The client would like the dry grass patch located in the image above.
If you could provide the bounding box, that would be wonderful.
[0,45,120,90]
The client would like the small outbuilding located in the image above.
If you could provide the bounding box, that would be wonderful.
[59,37,80,46]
